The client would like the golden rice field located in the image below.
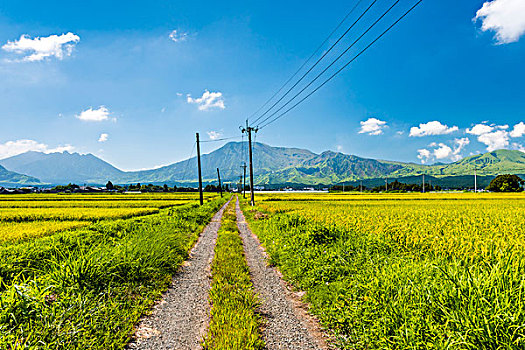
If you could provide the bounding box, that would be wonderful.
[0,191,225,349]
[244,192,525,349]
[0,221,90,243]
[0,200,188,208]
[0,192,217,243]
[257,193,525,259]
[0,207,161,222]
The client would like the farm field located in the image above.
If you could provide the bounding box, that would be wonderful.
[242,192,525,349]
[0,192,225,349]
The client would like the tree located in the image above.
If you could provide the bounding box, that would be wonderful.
[163,184,168,192]
[487,174,524,192]
[106,181,114,190]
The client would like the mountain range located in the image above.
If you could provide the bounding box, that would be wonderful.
[0,142,524,187]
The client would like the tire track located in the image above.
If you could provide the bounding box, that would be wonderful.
[235,198,328,350]
[128,198,231,350]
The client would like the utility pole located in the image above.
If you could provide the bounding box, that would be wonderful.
[241,162,247,199]
[360,181,363,192]
[385,178,388,192]
[238,175,242,193]
[342,182,345,192]
[474,166,477,193]
[422,174,425,193]
[196,133,203,206]
[217,168,222,198]
[241,121,257,206]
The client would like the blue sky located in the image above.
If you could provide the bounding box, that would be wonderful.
[0,0,524,170]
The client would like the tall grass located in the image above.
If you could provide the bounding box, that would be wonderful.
[0,198,227,349]
[242,195,525,349]
[204,200,264,350]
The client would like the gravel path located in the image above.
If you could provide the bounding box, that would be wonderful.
[128,199,231,350]
[235,198,328,350]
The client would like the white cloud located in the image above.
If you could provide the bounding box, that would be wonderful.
[454,137,470,152]
[187,90,225,111]
[0,139,74,160]
[510,122,525,137]
[409,121,458,137]
[98,133,109,142]
[358,118,387,135]
[478,130,510,151]
[417,149,431,163]
[466,123,494,135]
[2,32,80,62]
[169,30,188,42]
[76,106,111,122]
[433,143,453,160]
[466,122,525,151]
[207,131,222,140]
[512,143,525,152]
[474,0,525,44]
[452,137,470,161]
[417,137,470,164]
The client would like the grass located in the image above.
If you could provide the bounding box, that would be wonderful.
[0,196,228,349]
[0,207,161,222]
[241,193,525,349]
[203,199,264,350]
[0,200,189,208]
[0,221,90,243]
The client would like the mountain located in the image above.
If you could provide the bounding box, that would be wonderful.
[256,151,405,185]
[119,142,316,184]
[1,144,524,187]
[383,149,525,178]
[0,164,41,187]
[0,151,124,184]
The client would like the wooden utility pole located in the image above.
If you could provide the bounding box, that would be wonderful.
[385,178,388,192]
[241,162,247,199]
[360,181,363,192]
[217,168,222,198]
[422,174,425,193]
[239,175,243,193]
[196,133,203,206]
[241,122,257,206]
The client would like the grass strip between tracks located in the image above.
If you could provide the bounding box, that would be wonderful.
[204,199,264,350]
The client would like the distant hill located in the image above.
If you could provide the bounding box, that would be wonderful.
[256,151,405,185]
[0,164,41,187]
[0,151,124,184]
[0,144,524,187]
[121,142,316,184]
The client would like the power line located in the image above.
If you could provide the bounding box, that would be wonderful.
[200,135,242,143]
[181,141,196,183]
[257,0,404,128]
[247,0,365,124]
[259,0,423,130]
[250,0,378,126]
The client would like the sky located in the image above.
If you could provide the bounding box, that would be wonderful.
[0,0,524,170]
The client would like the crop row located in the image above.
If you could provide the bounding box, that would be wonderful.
[0,197,227,349]
[0,207,160,222]
[0,200,189,208]
[243,194,525,349]
[0,221,90,244]
[0,193,218,201]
